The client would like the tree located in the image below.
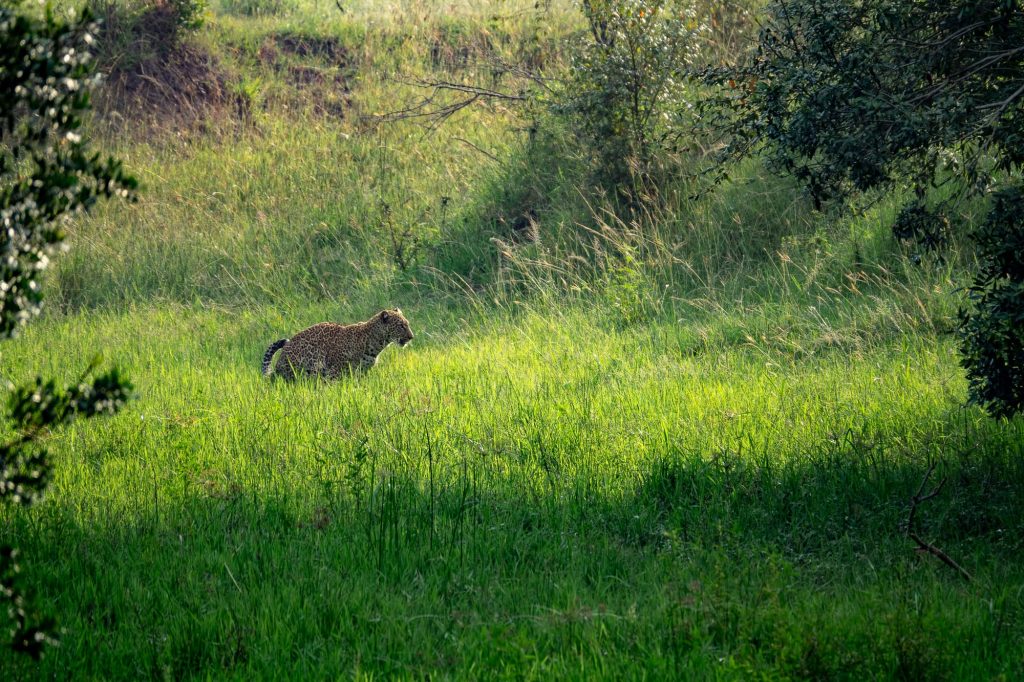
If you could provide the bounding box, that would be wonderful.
[696,0,1024,417]
[1,2,136,658]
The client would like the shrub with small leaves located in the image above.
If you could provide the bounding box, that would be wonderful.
[1,2,136,658]
[1,4,137,336]
[558,0,703,195]
[696,0,1024,215]
[959,184,1024,419]
[171,0,207,31]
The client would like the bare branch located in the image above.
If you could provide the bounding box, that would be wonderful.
[904,463,972,583]
[487,56,562,94]
[976,80,1024,122]
[371,93,480,125]
[409,79,527,102]
[452,136,501,162]
[908,531,974,583]
[370,74,529,129]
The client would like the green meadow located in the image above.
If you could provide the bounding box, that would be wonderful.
[2,0,1022,678]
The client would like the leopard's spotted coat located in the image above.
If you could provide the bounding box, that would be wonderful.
[262,309,413,380]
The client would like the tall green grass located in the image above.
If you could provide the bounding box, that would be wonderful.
[2,304,1022,678]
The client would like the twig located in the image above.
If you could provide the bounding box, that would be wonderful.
[905,462,972,582]
[401,79,527,102]
[488,56,561,94]
[371,71,531,128]
[452,136,500,162]
[372,93,481,125]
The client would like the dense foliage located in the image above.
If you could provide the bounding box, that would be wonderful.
[0,4,136,335]
[1,2,135,658]
[697,0,1024,209]
[696,0,1024,415]
[960,184,1024,418]
[559,0,702,194]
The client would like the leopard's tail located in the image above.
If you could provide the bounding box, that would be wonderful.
[262,339,288,377]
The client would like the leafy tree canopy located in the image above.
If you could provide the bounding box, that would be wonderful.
[697,0,1024,212]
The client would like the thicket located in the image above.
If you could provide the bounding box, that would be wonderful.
[557,0,703,196]
[691,0,1024,417]
[961,186,1024,418]
[1,3,135,658]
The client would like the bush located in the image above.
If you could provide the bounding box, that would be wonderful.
[696,0,1024,212]
[960,185,1024,419]
[696,0,1024,417]
[558,0,703,196]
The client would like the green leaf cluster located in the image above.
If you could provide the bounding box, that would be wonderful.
[695,0,1024,416]
[697,0,1024,208]
[558,0,703,194]
[1,3,137,338]
[1,1,136,659]
[1,364,134,658]
[960,184,1024,418]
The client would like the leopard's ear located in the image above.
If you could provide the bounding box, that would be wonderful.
[380,310,390,322]
[394,307,403,316]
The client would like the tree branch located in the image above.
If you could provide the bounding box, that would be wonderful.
[371,76,528,129]
[905,462,972,582]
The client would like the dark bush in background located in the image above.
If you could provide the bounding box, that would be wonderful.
[960,184,1024,419]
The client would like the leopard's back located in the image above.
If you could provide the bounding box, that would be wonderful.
[274,323,364,379]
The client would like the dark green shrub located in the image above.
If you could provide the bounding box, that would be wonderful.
[960,185,1024,419]
[696,0,1024,212]
[696,0,1024,416]
[892,202,949,252]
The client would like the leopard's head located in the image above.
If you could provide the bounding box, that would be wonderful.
[378,308,414,346]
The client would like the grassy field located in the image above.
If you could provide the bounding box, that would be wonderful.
[2,0,1023,678]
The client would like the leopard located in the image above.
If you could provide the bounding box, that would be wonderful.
[262,308,414,380]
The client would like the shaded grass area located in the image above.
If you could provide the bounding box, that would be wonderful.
[2,306,1023,678]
